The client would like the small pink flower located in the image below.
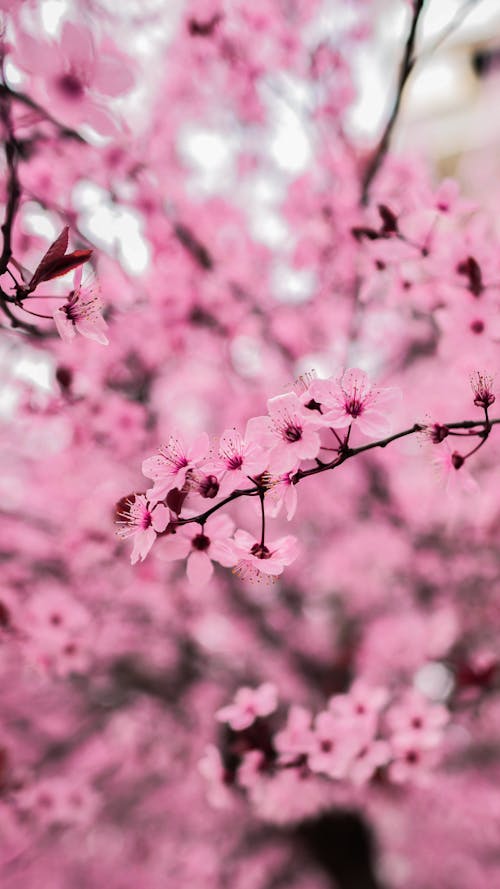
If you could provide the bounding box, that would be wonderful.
[53,268,108,345]
[215,528,298,581]
[247,392,322,474]
[388,733,440,785]
[470,371,495,409]
[156,513,235,586]
[348,739,391,785]
[212,424,268,496]
[386,690,449,749]
[15,22,134,135]
[310,368,401,438]
[329,680,389,734]
[216,682,278,731]
[116,495,169,564]
[307,710,357,779]
[143,432,209,503]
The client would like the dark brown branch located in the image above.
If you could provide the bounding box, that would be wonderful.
[360,0,426,205]
[159,417,500,530]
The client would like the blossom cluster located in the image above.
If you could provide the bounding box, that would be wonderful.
[202,681,449,820]
[118,368,402,577]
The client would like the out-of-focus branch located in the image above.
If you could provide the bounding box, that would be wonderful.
[360,0,426,205]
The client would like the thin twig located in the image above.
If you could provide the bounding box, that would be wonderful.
[360,0,426,205]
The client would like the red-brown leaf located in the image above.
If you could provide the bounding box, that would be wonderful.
[29,249,93,291]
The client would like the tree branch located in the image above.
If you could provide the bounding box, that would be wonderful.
[360,0,426,205]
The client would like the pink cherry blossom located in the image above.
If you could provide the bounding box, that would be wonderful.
[307,710,358,779]
[214,528,299,580]
[156,513,235,586]
[386,690,449,749]
[211,424,268,496]
[247,392,322,474]
[142,432,210,503]
[116,495,169,564]
[14,22,134,134]
[311,368,402,437]
[53,268,109,345]
[216,682,278,731]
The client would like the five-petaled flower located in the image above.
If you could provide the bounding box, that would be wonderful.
[143,432,209,503]
[311,368,401,438]
[53,268,109,345]
[116,495,169,564]
[216,682,278,731]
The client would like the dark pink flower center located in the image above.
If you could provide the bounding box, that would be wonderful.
[250,542,271,559]
[227,454,243,470]
[345,397,363,418]
[57,72,85,100]
[192,533,210,551]
[284,423,302,443]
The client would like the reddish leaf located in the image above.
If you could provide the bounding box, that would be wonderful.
[28,249,93,291]
[29,227,69,290]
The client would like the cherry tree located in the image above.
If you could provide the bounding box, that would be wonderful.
[1,1,500,888]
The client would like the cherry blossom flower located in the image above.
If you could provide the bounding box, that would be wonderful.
[214,528,299,581]
[216,682,278,731]
[116,495,169,564]
[53,268,109,345]
[310,368,402,438]
[247,392,322,474]
[211,425,268,496]
[388,733,440,785]
[348,739,391,785]
[143,432,210,503]
[156,513,235,586]
[328,680,389,732]
[470,371,495,409]
[386,690,449,749]
[15,22,134,135]
[307,710,357,779]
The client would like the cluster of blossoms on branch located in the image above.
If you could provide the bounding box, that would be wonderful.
[118,368,497,579]
[201,681,449,817]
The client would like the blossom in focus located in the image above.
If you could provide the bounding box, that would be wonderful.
[116,495,169,564]
[247,392,322,474]
[143,432,210,503]
[214,528,299,580]
[211,424,268,496]
[156,513,235,586]
[53,268,109,345]
[311,368,401,438]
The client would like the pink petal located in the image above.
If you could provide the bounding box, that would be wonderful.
[60,22,95,72]
[186,551,213,586]
[93,54,135,97]
[151,504,169,533]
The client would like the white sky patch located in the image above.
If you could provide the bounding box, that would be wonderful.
[73,182,150,276]
[269,108,311,173]
[23,204,58,240]
[272,263,315,304]
[40,0,67,35]
[179,126,238,194]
